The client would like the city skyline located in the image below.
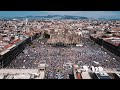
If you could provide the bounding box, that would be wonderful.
[0,14,120,79]
[0,11,120,19]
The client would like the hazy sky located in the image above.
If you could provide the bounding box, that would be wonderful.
[0,11,120,19]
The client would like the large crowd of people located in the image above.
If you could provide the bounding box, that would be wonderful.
[5,37,120,79]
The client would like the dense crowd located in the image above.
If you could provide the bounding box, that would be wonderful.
[5,37,120,79]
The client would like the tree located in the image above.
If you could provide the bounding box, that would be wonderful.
[43,32,50,38]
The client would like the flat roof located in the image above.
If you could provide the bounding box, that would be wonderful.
[0,49,10,56]
[13,74,31,79]
[12,39,21,44]
[7,44,16,50]
[3,44,13,49]
[81,72,91,79]
[39,64,46,69]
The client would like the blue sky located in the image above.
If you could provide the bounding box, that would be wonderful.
[0,11,120,19]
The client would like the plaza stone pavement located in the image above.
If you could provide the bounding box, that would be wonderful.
[5,38,120,79]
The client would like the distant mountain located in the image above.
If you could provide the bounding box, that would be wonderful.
[1,15,120,20]
[5,15,88,20]
[61,15,88,20]
[97,17,120,20]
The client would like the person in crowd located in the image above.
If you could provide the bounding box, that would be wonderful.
[4,38,120,79]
